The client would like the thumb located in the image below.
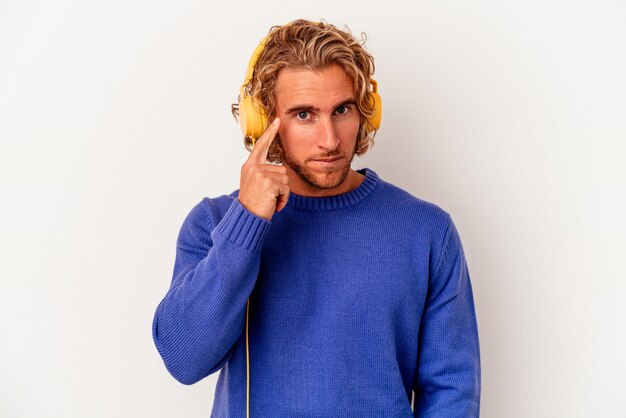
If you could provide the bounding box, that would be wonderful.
[275,190,290,213]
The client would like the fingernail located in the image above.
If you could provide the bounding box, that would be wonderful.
[273,118,280,126]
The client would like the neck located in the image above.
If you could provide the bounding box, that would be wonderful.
[289,168,365,197]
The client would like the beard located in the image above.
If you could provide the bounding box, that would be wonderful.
[279,138,356,191]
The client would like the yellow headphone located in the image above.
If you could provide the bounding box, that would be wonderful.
[238,32,383,142]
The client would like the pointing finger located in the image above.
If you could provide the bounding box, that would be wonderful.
[249,118,281,164]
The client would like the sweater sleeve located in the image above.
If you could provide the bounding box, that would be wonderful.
[413,216,481,417]
[152,198,271,385]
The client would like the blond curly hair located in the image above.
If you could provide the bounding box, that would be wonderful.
[232,19,378,163]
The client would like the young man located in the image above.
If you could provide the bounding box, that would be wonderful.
[153,19,481,417]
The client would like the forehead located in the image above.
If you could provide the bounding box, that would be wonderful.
[273,65,354,108]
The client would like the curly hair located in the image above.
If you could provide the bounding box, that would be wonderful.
[232,19,378,163]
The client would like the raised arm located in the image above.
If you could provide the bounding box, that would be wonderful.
[152,117,289,385]
[152,198,270,384]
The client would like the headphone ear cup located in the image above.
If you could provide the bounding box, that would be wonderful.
[239,95,268,140]
[367,91,382,130]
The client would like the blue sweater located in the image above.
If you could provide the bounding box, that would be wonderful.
[153,168,480,417]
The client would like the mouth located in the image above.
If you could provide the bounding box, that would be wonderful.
[310,156,343,167]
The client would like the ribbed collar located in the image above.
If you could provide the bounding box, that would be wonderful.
[286,168,379,212]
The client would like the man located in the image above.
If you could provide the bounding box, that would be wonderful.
[153,19,480,417]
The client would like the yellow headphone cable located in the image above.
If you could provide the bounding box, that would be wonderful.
[246,298,250,418]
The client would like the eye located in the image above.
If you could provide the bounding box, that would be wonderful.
[296,110,309,120]
[335,105,350,115]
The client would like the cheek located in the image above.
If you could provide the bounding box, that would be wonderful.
[279,122,315,145]
[278,123,293,140]
[278,124,308,156]
[278,121,295,140]
[338,118,361,144]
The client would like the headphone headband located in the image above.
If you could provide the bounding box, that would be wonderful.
[243,34,271,86]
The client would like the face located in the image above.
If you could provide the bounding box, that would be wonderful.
[273,64,362,197]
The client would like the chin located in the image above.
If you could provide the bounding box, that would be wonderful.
[289,159,353,191]
[306,171,349,190]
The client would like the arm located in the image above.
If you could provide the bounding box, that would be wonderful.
[152,198,270,384]
[152,118,286,385]
[414,216,481,417]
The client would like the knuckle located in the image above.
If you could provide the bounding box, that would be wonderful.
[262,177,274,188]
[249,165,262,176]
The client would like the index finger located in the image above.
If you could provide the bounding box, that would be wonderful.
[249,118,281,164]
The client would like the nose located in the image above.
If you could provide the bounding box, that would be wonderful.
[317,117,340,151]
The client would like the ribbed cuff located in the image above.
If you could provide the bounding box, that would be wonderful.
[211,199,271,253]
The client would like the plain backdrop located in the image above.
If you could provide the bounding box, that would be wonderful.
[1,0,625,417]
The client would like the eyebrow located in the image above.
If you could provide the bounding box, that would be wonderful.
[284,99,357,115]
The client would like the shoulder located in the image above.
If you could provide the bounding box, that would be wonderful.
[199,191,240,227]
[176,191,240,245]
[370,171,452,231]
[365,169,456,265]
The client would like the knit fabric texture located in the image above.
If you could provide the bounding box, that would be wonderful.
[152,168,480,417]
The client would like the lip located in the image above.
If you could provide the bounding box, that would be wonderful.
[312,157,342,163]
[311,157,343,167]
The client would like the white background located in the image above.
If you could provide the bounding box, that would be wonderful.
[1,1,625,417]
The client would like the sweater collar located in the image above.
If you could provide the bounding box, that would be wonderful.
[286,168,379,212]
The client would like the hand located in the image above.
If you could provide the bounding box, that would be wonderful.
[238,118,290,221]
